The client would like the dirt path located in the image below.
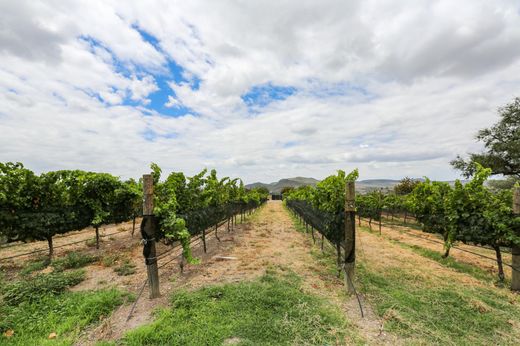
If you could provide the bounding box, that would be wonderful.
[79,201,401,345]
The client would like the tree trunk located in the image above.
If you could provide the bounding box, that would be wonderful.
[215,224,220,242]
[494,246,505,282]
[358,214,361,226]
[368,218,372,230]
[379,219,382,235]
[442,233,451,258]
[336,242,341,278]
[311,225,315,244]
[404,211,407,224]
[227,218,230,232]
[132,216,136,237]
[321,233,324,252]
[47,236,54,259]
[202,228,207,253]
[95,226,100,249]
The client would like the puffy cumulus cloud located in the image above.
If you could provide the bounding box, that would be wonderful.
[1,0,520,183]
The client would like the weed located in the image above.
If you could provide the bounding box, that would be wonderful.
[102,254,119,267]
[0,288,126,345]
[85,238,97,248]
[52,252,98,272]
[114,260,136,276]
[1,270,85,306]
[20,259,48,276]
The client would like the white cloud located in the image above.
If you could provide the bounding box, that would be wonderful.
[1,0,520,183]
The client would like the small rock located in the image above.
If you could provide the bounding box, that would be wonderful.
[48,332,57,339]
[3,329,14,338]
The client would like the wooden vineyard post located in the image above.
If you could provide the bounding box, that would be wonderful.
[512,187,520,291]
[344,181,356,294]
[142,174,160,299]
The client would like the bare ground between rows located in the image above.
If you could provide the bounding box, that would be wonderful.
[359,217,513,282]
[0,219,141,266]
[79,201,403,345]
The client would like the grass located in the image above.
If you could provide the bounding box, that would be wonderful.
[359,225,498,283]
[1,270,86,306]
[122,270,353,345]
[357,262,520,345]
[0,288,127,345]
[101,254,119,267]
[20,257,49,276]
[288,211,520,344]
[85,238,98,248]
[114,260,136,276]
[52,252,99,272]
[0,266,129,345]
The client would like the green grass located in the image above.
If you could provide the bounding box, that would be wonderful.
[122,270,354,345]
[52,252,99,272]
[357,262,520,345]
[1,270,86,306]
[360,225,497,283]
[114,260,136,276]
[0,288,127,345]
[20,258,49,276]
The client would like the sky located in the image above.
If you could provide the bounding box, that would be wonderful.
[1,0,520,184]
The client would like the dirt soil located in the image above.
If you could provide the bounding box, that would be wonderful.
[71,201,402,345]
[359,217,513,281]
[5,202,515,345]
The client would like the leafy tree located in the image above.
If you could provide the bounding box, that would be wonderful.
[280,186,294,195]
[451,97,520,178]
[394,177,420,195]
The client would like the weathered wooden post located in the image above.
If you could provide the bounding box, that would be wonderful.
[344,181,356,294]
[142,174,160,298]
[512,187,520,291]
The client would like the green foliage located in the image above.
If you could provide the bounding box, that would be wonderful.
[150,164,268,263]
[0,288,126,345]
[452,97,520,178]
[280,186,294,195]
[393,177,420,195]
[407,179,452,244]
[0,163,141,254]
[114,260,136,276]
[285,169,359,213]
[356,190,384,222]
[1,270,85,306]
[20,258,49,276]
[51,252,98,272]
[123,271,351,346]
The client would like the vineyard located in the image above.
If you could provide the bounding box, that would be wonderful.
[1,163,520,345]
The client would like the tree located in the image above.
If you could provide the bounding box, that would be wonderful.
[394,177,420,195]
[280,186,294,195]
[451,97,520,178]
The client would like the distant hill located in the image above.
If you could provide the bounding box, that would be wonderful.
[247,177,469,194]
[246,177,319,194]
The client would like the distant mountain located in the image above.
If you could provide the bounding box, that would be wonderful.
[246,177,319,194]
[247,177,469,194]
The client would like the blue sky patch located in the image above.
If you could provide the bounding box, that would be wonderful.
[80,33,199,117]
[241,83,296,109]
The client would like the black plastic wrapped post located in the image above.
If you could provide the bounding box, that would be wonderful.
[344,181,356,294]
[142,174,160,299]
